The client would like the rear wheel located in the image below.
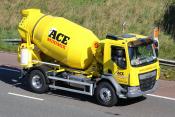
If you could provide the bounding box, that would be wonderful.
[28,70,48,93]
[95,82,118,107]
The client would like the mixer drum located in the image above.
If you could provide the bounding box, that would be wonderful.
[18,9,99,69]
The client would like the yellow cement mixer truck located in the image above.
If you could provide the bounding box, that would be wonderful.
[18,9,160,106]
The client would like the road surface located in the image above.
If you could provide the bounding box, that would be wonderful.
[0,52,175,117]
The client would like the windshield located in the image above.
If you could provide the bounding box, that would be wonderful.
[128,44,156,66]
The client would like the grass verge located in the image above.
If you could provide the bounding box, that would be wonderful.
[0,0,175,81]
[160,65,175,81]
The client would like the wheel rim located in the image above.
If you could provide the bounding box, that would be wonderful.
[100,88,112,103]
[32,75,43,89]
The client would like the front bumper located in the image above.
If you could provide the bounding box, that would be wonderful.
[126,80,158,98]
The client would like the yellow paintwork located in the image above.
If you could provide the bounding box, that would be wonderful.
[129,62,160,86]
[18,9,99,69]
[18,9,160,87]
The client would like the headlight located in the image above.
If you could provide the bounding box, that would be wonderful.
[139,70,156,80]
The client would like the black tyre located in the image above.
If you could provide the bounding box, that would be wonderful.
[27,70,48,93]
[95,82,118,107]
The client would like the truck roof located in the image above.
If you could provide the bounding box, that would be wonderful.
[101,33,148,45]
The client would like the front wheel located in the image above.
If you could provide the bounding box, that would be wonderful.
[95,82,118,107]
[27,70,48,93]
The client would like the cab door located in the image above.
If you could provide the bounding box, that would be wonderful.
[111,45,129,85]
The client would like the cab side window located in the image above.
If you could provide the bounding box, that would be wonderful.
[111,46,126,69]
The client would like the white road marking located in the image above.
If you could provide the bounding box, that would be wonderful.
[8,92,44,101]
[147,94,175,101]
[0,67,21,73]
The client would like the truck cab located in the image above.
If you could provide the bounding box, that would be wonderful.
[101,34,160,98]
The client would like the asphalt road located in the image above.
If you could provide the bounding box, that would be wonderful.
[0,52,175,117]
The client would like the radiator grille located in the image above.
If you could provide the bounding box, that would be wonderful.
[139,70,156,91]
